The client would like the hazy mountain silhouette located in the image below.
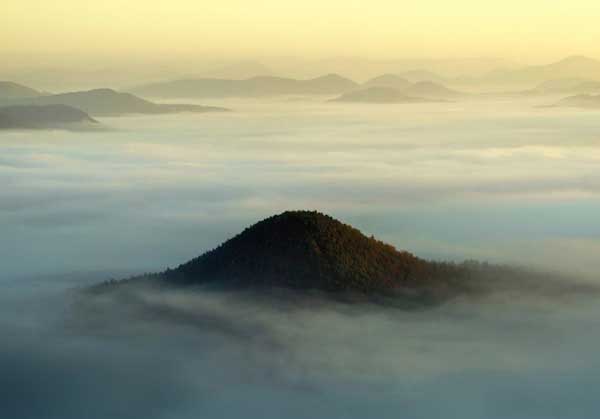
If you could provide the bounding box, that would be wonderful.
[363,74,412,90]
[130,74,359,98]
[482,55,600,87]
[341,56,600,92]
[271,57,515,82]
[552,94,600,109]
[402,81,465,100]
[0,104,97,130]
[331,87,433,104]
[14,89,229,116]
[528,78,600,95]
[0,81,43,100]
[332,81,464,103]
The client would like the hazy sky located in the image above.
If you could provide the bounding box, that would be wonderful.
[3,0,600,68]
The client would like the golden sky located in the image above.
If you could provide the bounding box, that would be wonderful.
[3,0,600,65]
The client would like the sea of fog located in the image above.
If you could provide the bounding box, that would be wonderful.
[2,97,600,418]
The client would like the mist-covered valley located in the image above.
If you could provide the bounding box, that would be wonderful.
[2,96,600,418]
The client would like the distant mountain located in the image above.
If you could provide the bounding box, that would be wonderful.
[272,57,514,81]
[331,87,432,104]
[483,55,600,87]
[0,81,43,100]
[0,104,97,130]
[402,81,465,100]
[552,94,600,109]
[331,81,465,104]
[15,89,229,116]
[363,74,412,90]
[303,74,359,92]
[130,74,359,99]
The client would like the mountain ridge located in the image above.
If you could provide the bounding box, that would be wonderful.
[11,88,229,116]
[130,74,359,98]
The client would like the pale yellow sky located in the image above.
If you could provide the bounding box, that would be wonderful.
[2,0,600,66]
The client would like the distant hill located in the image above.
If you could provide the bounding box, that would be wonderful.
[0,81,43,100]
[130,74,359,99]
[97,211,467,299]
[530,78,600,95]
[303,74,359,92]
[398,70,448,84]
[331,87,433,104]
[363,74,412,90]
[402,81,465,100]
[0,104,97,130]
[332,81,464,104]
[482,56,600,87]
[269,57,515,82]
[552,94,600,109]
[15,89,229,116]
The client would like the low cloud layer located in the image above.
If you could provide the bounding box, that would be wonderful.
[2,275,600,419]
[2,100,600,278]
